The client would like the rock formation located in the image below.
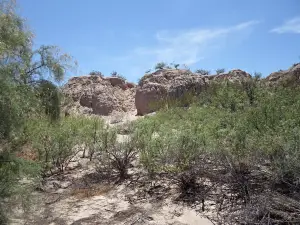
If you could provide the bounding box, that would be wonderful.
[63,64,299,117]
[63,75,136,116]
[266,63,300,85]
[205,69,252,81]
[135,69,251,116]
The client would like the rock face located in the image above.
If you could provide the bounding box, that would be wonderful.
[63,75,136,116]
[205,69,252,81]
[64,64,300,117]
[135,69,251,116]
[266,63,300,85]
[135,69,208,115]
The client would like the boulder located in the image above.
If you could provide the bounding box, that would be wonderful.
[266,63,300,86]
[135,69,207,115]
[63,75,136,116]
[105,76,126,87]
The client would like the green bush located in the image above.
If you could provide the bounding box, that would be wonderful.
[216,68,225,74]
[26,116,105,174]
[78,117,106,160]
[96,135,137,181]
[154,62,167,70]
[89,70,103,76]
[111,71,126,80]
[195,69,210,75]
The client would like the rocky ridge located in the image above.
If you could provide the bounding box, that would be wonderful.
[265,63,300,85]
[135,69,251,115]
[63,64,299,117]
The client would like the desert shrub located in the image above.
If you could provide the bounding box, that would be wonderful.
[134,107,214,174]
[111,71,118,76]
[154,62,167,70]
[253,71,262,79]
[116,74,127,81]
[93,127,137,181]
[97,138,137,181]
[0,146,40,223]
[173,63,180,69]
[134,77,300,223]
[216,68,225,74]
[111,71,126,80]
[241,78,259,105]
[148,90,198,114]
[202,81,249,112]
[27,117,94,174]
[195,69,210,75]
[78,117,106,160]
[89,70,103,76]
[35,79,62,121]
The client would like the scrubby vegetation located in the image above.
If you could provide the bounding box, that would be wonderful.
[1,0,300,224]
[154,62,167,70]
[89,70,103,76]
[195,69,210,75]
[111,71,127,80]
[216,68,226,74]
[0,1,76,222]
[133,76,300,224]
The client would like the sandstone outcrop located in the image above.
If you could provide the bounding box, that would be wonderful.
[63,75,135,116]
[266,63,300,85]
[205,69,251,81]
[63,63,300,117]
[135,69,252,115]
[135,69,208,115]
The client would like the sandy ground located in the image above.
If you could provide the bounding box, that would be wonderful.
[11,154,214,225]
[101,110,140,126]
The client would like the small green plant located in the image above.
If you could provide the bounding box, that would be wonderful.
[216,68,225,74]
[117,74,126,80]
[94,128,137,181]
[111,71,126,80]
[195,69,210,75]
[79,117,106,160]
[89,70,103,76]
[111,71,118,76]
[27,117,99,174]
[154,62,167,70]
[174,64,180,69]
[35,80,61,122]
[253,72,262,79]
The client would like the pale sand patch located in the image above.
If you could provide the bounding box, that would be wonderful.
[15,172,214,225]
[39,187,213,225]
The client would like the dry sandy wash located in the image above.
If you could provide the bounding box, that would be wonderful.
[11,153,213,225]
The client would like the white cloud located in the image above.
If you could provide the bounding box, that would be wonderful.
[114,20,260,81]
[271,17,300,34]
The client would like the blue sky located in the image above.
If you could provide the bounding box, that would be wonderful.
[18,0,300,82]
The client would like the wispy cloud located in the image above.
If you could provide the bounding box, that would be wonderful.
[271,17,300,34]
[114,20,260,81]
